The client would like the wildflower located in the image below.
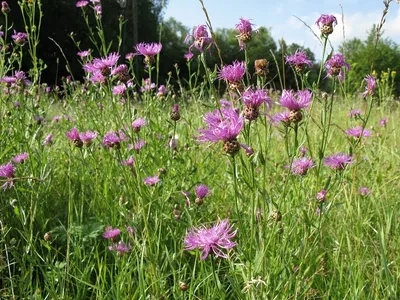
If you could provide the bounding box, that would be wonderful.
[13,153,28,164]
[254,58,269,77]
[268,111,291,126]
[52,115,62,122]
[133,140,146,152]
[125,52,135,61]
[44,134,53,146]
[347,109,361,118]
[217,61,246,92]
[93,4,102,17]
[170,104,180,121]
[140,78,156,92]
[358,186,370,197]
[287,157,314,175]
[315,14,337,35]
[184,219,237,260]
[66,128,83,148]
[184,24,213,56]
[195,184,210,205]
[184,52,194,61]
[14,101,20,109]
[280,89,312,123]
[135,42,162,65]
[285,49,313,73]
[102,131,121,149]
[108,241,131,256]
[2,1,10,14]
[143,175,160,186]
[379,117,388,127]
[131,118,146,133]
[235,18,255,50]
[299,145,308,157]
[157,85,167,98]
[0,162,15,190]
[76,1,89,7]
[121,156,135,166]
[197,108,244,156]
[83,52,120,81]
[11,31,28,46]
[240,143,254,157]
[111,64,130,82]
[77,50,90,58]
[362,75,376,97]
[324,53,350,81]
[103,226,121,240]
[112,83,127,95]
[242,87,272,121]
[316,190,327,203]
[345,126,371,139]
[79,130,98,145]
[324,153,353,170]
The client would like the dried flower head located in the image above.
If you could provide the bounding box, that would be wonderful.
[254,59,269,77]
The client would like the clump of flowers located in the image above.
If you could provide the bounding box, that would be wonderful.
[324,53,350,81]
[197,108,244,156]
[285,49,313,73]
[241,87,272,121]
[217,61,246,92]
[315,14,337,35]
[279,89,312,123]
[184,219,237,260]
[362,75,376,98]
[195,184,210,206]
[235,18,255,50]
[184,24,213,57]
[345,126,371,139]
[287,157,314,176]
[324,153,353,170]
[0,162,15,191]
[135,42,162,65]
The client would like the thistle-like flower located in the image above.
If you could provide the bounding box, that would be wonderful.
[242,87,272,121]
[11,31,28,46]
[184,219,237,260]
[324,153,353,170]
[287,157,314,175]
[315,14,337,35]
[324,53,350,81]
[103,226,121,240]
[66,128,83,148]
[170,104,180,121]
[184,24,213,57]
[76,1,89,8]
[268,111,291,126]
[0,162,15,191]
[235,18,255,50]
[102,131,121,149]
[217,61,246,92]
[285,49,313,73]
[279,89,312,123]
[2,1,11,14]
[79,130,98,145]
[13,153,29,164]
[347,109,361,118]
[135,42,162,65]
[362,75,376,97]
[195,184,210,205]
[131,118,146,133]
[345,126,371,139]
[143,175,160,186]
[83,53,120,82]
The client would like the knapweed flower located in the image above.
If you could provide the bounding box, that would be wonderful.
[157,85,167,98]
[13,152,28,164]
[379,117,388,127]
[131,118,146,133]
[170,104,180,121]
[324,53,350,81]
[316,190,327,203]
[102,131,121,149]
[133,140,146,152]
[195,184,210,205]
[143,175,160,186]
[240,143,254,157]
[108,241,131,256]
[11,31,28,46]
[44,134,53,146]
[93,4,102,17]
[135,42,162,65]
[242,87,272,120]
[0,162,15,190]
[184,24,213,56]
[83,52,120,81]
[79,130,98,145]
[76,1,89,7]
[77,50,90,58]
[287,157,314,175]
[299,145,308,157]
[280,89,312,123]
[315,14,337,35]
[121,156,135,167]
[358,186,370,197]
[254,58,269,77]
[362,75,376,97]
[347,109,361,118]
[125,52,135,61]
[112,83,127,95]
[235,18,254,50]
[324,153,353,170]
[103,226,121,240]
[66,128,83,147]
[184,219,237,260]
[285,49,313,73]
[345,126,371,139]
[2,1,11,14]
[197,108,244,156]
[140,78,156,92]
[268,111,291,126]
[217,61,246,92]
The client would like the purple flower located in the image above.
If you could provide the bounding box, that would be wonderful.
[13,153,28,164]
[184,52,194,61]
[44,134,53,146]
[324,153,353,170]
[66,128,80,140]
[93,4,102,17]
[315,14,337,35]
[2,1,11,14]
[195,184,210,199]
[358,186,370,197]
[347,109,361,118]
[345,126,371,138]
[242,87,272,110]
[285,49,313,72]
[324,53,350,81]
[140,78,156,92]
[240,143,254,156]
[133,140,146,152]
[79,130,98,145]
[11,31,28,46]
[217,61,246,83]
[280,89,312,111]
[84,52,120,79]
[52,115,62,122]
[316,190,327,203]
[235,18,254,50]
[268,111,291,126]
[362,75,376,97]
[299,145,308,157]
[131,118,146,132]
[157,85,167,97]
[102,131,122,149]
[121,156,135,166]
[125,52,135,61]
[108,241,131,255]
[379,117,388,127]
[112,83,127,95]
[287,157,314,175]
[103,226,121,239]
[143,175,160,186]
[135,42,162,65]
[0,162,15,190]
[184,219,237,260]
[76,1,89,7]
[77,50,90,57]
[184,24,213,56]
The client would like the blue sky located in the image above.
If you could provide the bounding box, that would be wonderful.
[164,0,400,58]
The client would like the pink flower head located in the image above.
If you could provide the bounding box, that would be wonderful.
[140,78,156,92]
[83,52,120,77]
[44,134,53,146]
[184,219,237,260]
[362,75,376,98]
[324,153,353,170]
[143,175,160,186]
[280,89,312,111]
[0,162,15,190]
[133,140,146,152]
[379,117,388,127]
[121,156,135,166]
[242,87,272,109]
[184,24,214,56]
[103,226,121,239]
[66,128,80,141]
[197,108,244,143]
[287,157,314,175]
[195,184,210,199]
[11,31,28,46]
[315,14,337,35]
[125,52,135,61]
[112,83,127,95]
[111,64,128,76]
[235,18,255,50]
[76,1,89,7]
[132,118,146,132]
[268,111,291,126]
[13,152,29,164]
[2,1,11,14]
[135,42,162,65]
[108,241,131,255]
[79,130,98,145]
[345,126,371,138]
[285,49,313,72]
[347,109,361,118]
[324,53,350,81]
[316,190,327,203]
[157,85,167,97]
[217,61,246,82]
[102,131,121,149]
[358,186,370,197]
[93,4,102,17]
